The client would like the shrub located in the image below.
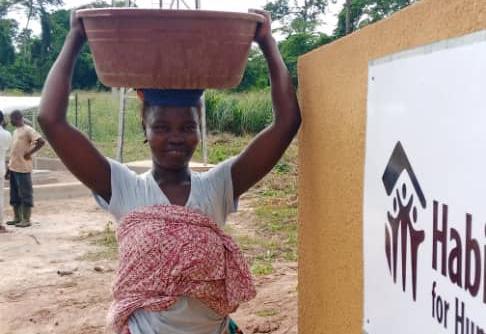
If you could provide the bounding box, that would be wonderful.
[205,90,272,135]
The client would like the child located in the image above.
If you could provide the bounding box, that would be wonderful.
[38,9,300,334]
[6,110,45,228]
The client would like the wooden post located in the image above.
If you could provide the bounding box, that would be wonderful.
[116,88,126,162]
[194,0,206,164]
[31,109,36,130]
[75,93,78,127]
[87,98,92,140]
[115,0,131,163]
[201,94,208,165]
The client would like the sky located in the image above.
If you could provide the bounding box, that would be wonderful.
[8,0,345,36]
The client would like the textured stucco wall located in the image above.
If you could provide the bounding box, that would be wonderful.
[297,0,486,333]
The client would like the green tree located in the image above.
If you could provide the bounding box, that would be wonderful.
[0,18,16,66]
[0,19,17,89]
[3,0,63,30]
[238,32,333,91]
[334,0,416,37]
[237,0,334,90]
[279,32,333,85]
[264,0,329,35]
[46,8,98,89]
[7,28,38,91]
[237,48,269,91]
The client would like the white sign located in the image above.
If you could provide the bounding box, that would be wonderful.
[363,31,486,334]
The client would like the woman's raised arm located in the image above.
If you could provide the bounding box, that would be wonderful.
[231,10,301,199]
[38,10,111,202]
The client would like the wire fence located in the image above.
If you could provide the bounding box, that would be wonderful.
[22,89,272,161]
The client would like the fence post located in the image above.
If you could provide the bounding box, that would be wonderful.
[201,94,208,165]
[88,98,92,140]
[116,88,126,163]
[75,93,78,128]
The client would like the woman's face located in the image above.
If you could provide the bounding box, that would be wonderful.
[143,105,200,170]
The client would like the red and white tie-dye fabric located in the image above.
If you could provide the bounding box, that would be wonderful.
[108,204,256,334]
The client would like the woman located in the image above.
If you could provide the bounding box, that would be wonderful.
[38,8,300,334]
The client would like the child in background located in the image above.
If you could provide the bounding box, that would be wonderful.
[38,9,300,334]
[6,110,45,228]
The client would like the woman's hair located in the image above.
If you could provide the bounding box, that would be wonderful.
[137,89,203,123]
[140,101,202,122]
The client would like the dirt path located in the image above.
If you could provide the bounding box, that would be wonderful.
[0,197,297,334]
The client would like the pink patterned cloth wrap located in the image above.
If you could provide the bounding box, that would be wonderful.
[108,204,256,334]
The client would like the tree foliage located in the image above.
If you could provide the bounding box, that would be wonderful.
[3,0,63,29]
[0,0,416,93]
[1,3,104,92]
[0,18,16,65]
[264,0,329,35]
[334,0,417,37]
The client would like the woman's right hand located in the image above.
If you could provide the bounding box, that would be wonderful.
[38,7,112,204]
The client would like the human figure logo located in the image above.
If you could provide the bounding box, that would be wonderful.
[382,141,426,301]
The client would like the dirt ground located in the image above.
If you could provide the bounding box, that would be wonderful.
[0,196,297,334]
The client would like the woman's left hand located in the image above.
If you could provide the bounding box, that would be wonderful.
[249,9,273,47]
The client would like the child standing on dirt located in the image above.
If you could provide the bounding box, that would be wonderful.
[6,110,45,228]
[39,8,300,334]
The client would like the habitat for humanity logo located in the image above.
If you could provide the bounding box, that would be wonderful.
[382,141,426,301]
[376,141,485,332]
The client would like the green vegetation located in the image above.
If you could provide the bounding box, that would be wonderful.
[78,221,118,261]
[30,90,150,161]
[0,0,416,93]
[255,309,279,317]
[223,137,299,276]
[205,90,273,135]
[334,0,417,37]
[251,140,299,265]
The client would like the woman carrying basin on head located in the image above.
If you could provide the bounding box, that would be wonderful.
[38,8,300,334]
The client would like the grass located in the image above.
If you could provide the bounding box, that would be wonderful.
[250,139,299,265]
[221,136,299,275]
[78,222,118,261]
[255,309,279,317]
[205,90,273,135]
[31,90,152,162]
[0,89,28,96]
[251,261,274,276]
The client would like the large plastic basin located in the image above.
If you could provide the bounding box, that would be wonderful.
[76,8,263,89]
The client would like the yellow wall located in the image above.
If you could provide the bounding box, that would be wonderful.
[297,0,486,333]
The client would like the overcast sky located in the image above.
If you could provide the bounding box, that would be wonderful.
[8,0,344,35]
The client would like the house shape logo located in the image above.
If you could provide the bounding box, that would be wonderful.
[382,141,427,301]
